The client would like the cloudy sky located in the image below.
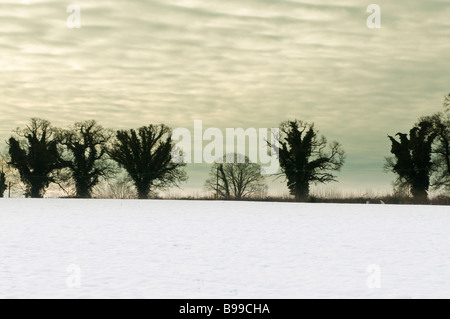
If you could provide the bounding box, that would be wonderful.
[1,0,449,195]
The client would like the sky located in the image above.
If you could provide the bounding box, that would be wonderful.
[1,0,450,196]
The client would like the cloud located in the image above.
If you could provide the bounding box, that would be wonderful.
[0,0,449,193]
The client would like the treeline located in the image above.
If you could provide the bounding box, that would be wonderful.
[0,93,449,203]
[0,118,346,201]
[2,120,186,199]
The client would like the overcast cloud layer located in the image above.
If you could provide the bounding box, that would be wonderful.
[1,0,449,194]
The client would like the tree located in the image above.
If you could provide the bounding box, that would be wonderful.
[420,104,450,192]
[109,124,187,199]
[433,109,450,192]
[386,120,437,203]
[0,170,6,198]
[59,120,115,198]
[205,153,266,200]
[0,151,22,198]
[8,118,64,198]
[270,120,345,201]
[93,171,137,199]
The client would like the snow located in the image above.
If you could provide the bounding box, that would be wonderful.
[0,199,449,299]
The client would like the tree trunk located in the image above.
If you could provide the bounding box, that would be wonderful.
[30,185,43,198]
[294,182,310,202]
[411,172,430,204]
[411,187,428,204]
[76,186,92,198]
[76,179,92,198]
[136,183,150,199]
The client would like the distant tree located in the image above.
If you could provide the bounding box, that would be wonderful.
[0,170,6,198]
[59,120,115,198]
[109,124,187,199]
[0,151,22,197]
[8,118,64,198]
[93,172,137,200]
[205,153,266,200]
[270,120,345,201]
[386,120,438,203]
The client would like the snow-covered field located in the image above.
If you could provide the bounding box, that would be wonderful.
[0,199,449,299]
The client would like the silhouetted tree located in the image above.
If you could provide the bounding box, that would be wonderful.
[270,120,345,201]
[420,109,450,192]
[205,153,266,200]
[8,118,64,198]
[0,170,6,198]
[59,120,115,198]
[109,124,187,199]
[386,120,437,203]
[433,112,450,192]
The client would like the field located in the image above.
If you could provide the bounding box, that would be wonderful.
[1,199,449,299]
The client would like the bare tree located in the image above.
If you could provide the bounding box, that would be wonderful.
[0,151,24,198]
[270,120,345,201]
[205,153,266,200]
[93,172,138,199]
